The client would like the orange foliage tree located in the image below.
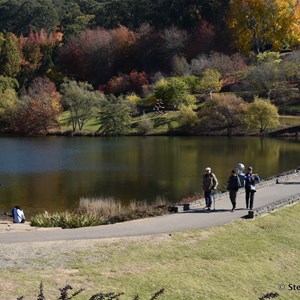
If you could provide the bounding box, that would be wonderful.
[19,29,62,78]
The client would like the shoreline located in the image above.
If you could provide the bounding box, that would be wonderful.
[1,167,299,234]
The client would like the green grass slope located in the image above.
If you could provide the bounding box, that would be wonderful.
[2,202,300,299]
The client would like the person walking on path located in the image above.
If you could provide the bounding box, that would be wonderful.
[227,169,242,212]
[202,167,218,210]
[244,166,260,210]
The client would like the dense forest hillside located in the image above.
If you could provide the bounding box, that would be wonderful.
[0,1,230,35]
[0,0,299,136]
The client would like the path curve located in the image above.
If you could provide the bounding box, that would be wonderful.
[0,172,300,244]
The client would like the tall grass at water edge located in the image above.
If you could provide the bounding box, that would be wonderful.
[30,196,169,228]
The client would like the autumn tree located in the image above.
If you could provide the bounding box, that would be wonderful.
[228,0,300,54]
[59,28,115,84]
[208,52,248,86]
[96,95,132,136]
[110,25,137,75]
[190,52,247,86]
[198,93,248,135]
[60,80,105,132]
[246,96,280,134]
[159,27,189,72]
[185,21,216,58]
[19,29,61,78]
[100,70,149,96]
[134,24,163,73]
[13,77,62,135]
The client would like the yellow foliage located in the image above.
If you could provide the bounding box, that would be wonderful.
[228,0,300,54]
[126,93,141,103]
[0,88,19,119]
[246,96,279,133]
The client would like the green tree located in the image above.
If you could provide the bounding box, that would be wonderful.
[246,97,280,134]
[154,77,196,108]
[0,76,19,92]
[195,69,222,95]
[0,32,22,78]
[97,95,132,136]
[60,80,104,132]
[0,0,60,35]
[0,88,20,130]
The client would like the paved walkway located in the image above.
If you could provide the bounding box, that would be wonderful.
[0,172,300,244]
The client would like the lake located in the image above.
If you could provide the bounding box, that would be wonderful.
[0,136,299,217]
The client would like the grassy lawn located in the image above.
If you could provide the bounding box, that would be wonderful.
[58,110,181,135]
[278,115,300,126]
[3,203,300,299]
[58,110,299,137]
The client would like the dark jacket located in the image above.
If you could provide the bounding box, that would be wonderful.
[227,174,242,191]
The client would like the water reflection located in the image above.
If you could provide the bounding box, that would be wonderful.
[0,136,299,217]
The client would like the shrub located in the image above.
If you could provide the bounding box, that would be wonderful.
[31,197,170,228]
[126,93,141,116]
[138,113,154,134]
[30,211,105,229]
[179,105,198,129]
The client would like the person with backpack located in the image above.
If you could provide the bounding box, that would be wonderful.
[227,169,242,212]
[202,167,218,210]
[12,206,26,223]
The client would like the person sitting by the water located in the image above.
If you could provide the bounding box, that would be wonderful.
[12,206,26,223]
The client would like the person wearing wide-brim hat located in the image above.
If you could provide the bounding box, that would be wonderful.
[202,167,218,210]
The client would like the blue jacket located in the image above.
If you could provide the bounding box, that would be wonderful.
[244,172,260,190]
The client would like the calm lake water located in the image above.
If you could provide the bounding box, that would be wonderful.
[0,136,299,217]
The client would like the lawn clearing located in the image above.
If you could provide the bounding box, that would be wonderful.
[2,203,300,299]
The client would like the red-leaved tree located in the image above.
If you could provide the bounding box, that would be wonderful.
[100,70,149,96]
[14,77,62,135]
